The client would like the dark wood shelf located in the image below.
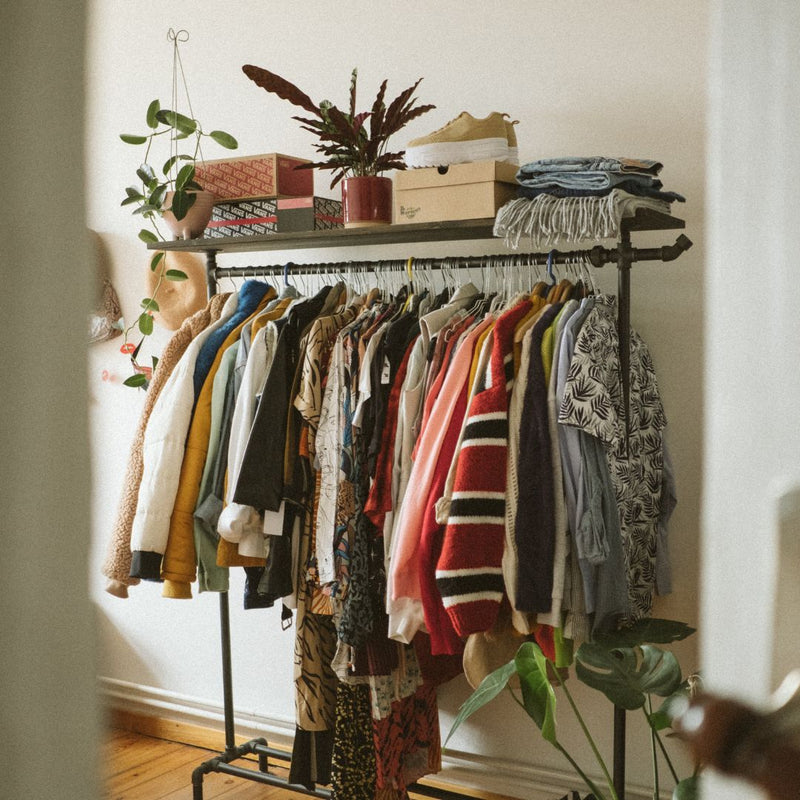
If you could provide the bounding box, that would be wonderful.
[147,209,684,255]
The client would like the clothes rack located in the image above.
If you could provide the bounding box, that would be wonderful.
[149,213,692,800]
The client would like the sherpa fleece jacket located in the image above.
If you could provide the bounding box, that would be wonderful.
[102,293,231,598]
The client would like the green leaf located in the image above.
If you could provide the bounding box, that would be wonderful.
[121,195,142,207]
[208,130,238,149]
[133,203,159,216]
[169,189,195,220]
[515,642,557,744]
[150,252,165,271]
[146,99,161,129]
[123,373,148,388]
[137,164,156,185]
[156,109,197,134]
[175,163,196,191]
[593,619,696,648]
[138,313,154,336]
[444,659,516,747]
[162,153,192,175]
[141,297,160,312]
[138,229,159,244]
[125,186,145,199]
[120,133,148,145]
[650,685,692,731]
[672,775,699,800]
[576,643,683,710]
[148,184,167,209]
[165,269,188,281]
[151,355,159,371]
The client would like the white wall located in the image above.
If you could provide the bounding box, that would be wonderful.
[86,3,707,798]
[702,2,800,798]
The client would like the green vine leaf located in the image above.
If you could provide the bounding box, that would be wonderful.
[146,99,161,129]
[208,130,238,149]
[576,644,682,710]
[162,153,192,176]
[165,269,188,281]
[138,229,159,244]
[123,373,148,388]
[444,660,516,747]
[150,252,165,270]
[156,108,197,134]
[515,642,557,744]
[138,313,154,336]
[169,188,195,220]
[120,134,148,145]
[175,163,196,191]
[140,297,160,312]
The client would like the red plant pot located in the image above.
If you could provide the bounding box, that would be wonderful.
[341,176,392,228]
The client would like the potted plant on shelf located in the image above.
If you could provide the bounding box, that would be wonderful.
[118,98,238,388]
[447,618,701,800]
[242,64,435,227]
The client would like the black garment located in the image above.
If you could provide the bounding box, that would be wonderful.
[514,303,562,613]
[234,286,332,510]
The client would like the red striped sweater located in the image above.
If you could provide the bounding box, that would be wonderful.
[435,300,532,637]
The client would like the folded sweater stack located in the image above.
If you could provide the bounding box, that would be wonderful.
[494,156,685,248]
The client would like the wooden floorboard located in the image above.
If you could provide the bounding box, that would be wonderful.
[103,727,312,800]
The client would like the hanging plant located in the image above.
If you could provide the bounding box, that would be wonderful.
[117,29,238,389]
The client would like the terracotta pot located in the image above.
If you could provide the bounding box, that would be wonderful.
[341,176,392,227]
[162,190,216,239]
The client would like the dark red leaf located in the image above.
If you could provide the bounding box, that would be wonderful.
[242,65,320,116]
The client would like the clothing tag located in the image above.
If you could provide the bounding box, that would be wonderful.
[381,355,391,385]
[263,501,286,536]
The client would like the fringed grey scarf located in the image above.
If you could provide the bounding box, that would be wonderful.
[493,190,672,249]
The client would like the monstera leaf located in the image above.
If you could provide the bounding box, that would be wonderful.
[445,659,516,746]
[575,643,682,710]
[515,642,558,744]
[592,618,696,648]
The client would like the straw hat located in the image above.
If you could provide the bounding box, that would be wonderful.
[462,604,526,690]
[145,250,208,330]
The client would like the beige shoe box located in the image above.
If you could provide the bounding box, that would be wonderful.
[394,160,518,224]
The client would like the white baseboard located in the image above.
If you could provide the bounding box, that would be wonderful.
[98,676,661,800]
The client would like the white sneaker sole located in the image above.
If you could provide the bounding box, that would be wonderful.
[404,137,510,168]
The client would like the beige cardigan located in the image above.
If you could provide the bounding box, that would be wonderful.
[102,293,231,598]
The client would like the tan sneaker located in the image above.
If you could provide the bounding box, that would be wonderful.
[404,111,512,167]
[505,118,519,166]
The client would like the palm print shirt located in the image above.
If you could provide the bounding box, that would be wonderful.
[558,294,667,620]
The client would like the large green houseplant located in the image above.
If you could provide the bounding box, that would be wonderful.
[447,619,701,800]
[242,64,434,225]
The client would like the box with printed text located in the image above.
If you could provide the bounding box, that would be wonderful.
[195,153,313,201]
[205,198,278,238]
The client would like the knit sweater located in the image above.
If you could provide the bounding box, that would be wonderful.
[102,293,230,598]
[435,300,532,637]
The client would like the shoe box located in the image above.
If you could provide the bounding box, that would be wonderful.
[205,198,278,238]
[394,160,518,224]
[276,196,343,232]
[195,153,313,201]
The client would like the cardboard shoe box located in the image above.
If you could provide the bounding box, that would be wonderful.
[394,160,519,224]
[195,153,313,201]
[277,196,343,232]
[205,198,278,238]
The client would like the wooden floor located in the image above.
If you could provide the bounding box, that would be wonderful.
[104,728,310,800]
